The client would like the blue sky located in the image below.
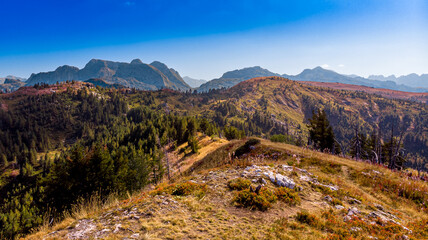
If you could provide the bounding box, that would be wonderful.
[0,0,427,80]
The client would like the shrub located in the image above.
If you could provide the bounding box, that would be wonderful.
[274,187,301,206]
[171,182,205,196]
[330,197,343,206]
[235,138,260,157]
[151,181,207,199]
[320,163,342,174]
[409,218,428,239]
[270,134,294,144]
[355,169,428,211]
[233,188,277,211]
[295,211,321,228]
[227,178,251,191]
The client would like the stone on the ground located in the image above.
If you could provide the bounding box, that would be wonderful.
[323,195,333,202]
[335,205,345,210]
[130,233,140,239]
[275,173,295,189]
[66,219,97,239]
[347,197,362,204]
[347,207,360,216]
[374,204,384,211]
[299,175,312,182]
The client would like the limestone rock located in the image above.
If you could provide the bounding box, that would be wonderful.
[335,205,345,210]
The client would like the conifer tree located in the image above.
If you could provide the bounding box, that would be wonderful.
[307,109,337,153]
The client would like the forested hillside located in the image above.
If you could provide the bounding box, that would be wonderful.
[0,77,427,238]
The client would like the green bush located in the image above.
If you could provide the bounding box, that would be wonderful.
[274,187,301,206]
[227,178,251,191]
[232,188,277,211]
[270,134,294,144]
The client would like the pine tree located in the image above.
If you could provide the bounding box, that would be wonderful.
[307,109,337,153]
[188,136,199,153]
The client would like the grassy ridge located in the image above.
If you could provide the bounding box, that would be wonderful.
[26,139,428,239]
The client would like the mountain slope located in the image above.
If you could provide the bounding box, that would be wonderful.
[300,81,428,103]
[27,65,79,85]
[84,78,126,89]
[27,139,428,239]
[25,59,190,91]
[197,66,280,92]
[150,61,190,90]
[223,77,426,158]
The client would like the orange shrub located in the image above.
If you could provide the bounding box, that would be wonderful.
[227,178,251,190]
[274,187,301,206]
[233,188,277,211]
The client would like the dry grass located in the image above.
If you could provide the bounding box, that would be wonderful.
[25,193,122,240]
[27,139,428,239]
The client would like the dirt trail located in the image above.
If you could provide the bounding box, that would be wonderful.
[167,136,230,177]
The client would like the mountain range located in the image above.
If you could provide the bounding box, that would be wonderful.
[24,59,191,91]
[2,60,428,94]
[368,74,428,89]
[182,76,207,88]
[197,66,428,93]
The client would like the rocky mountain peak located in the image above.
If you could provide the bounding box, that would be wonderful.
[130,59,143,65]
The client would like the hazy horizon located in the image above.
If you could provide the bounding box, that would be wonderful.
[1,0,427,80]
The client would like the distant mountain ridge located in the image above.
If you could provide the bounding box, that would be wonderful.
[0,78,26,93]
[291,67,425,92]
[0,75,26,84]
[25,59,191,91]
[196,66,428,93]
[197,66,281,92]
[183,76,207,88]
[4,62,428,93]
[368,74,428,89]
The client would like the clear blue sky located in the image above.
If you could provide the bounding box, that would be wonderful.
[0,0,427,80]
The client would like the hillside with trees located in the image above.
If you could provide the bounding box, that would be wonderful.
[0,77,427,238]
